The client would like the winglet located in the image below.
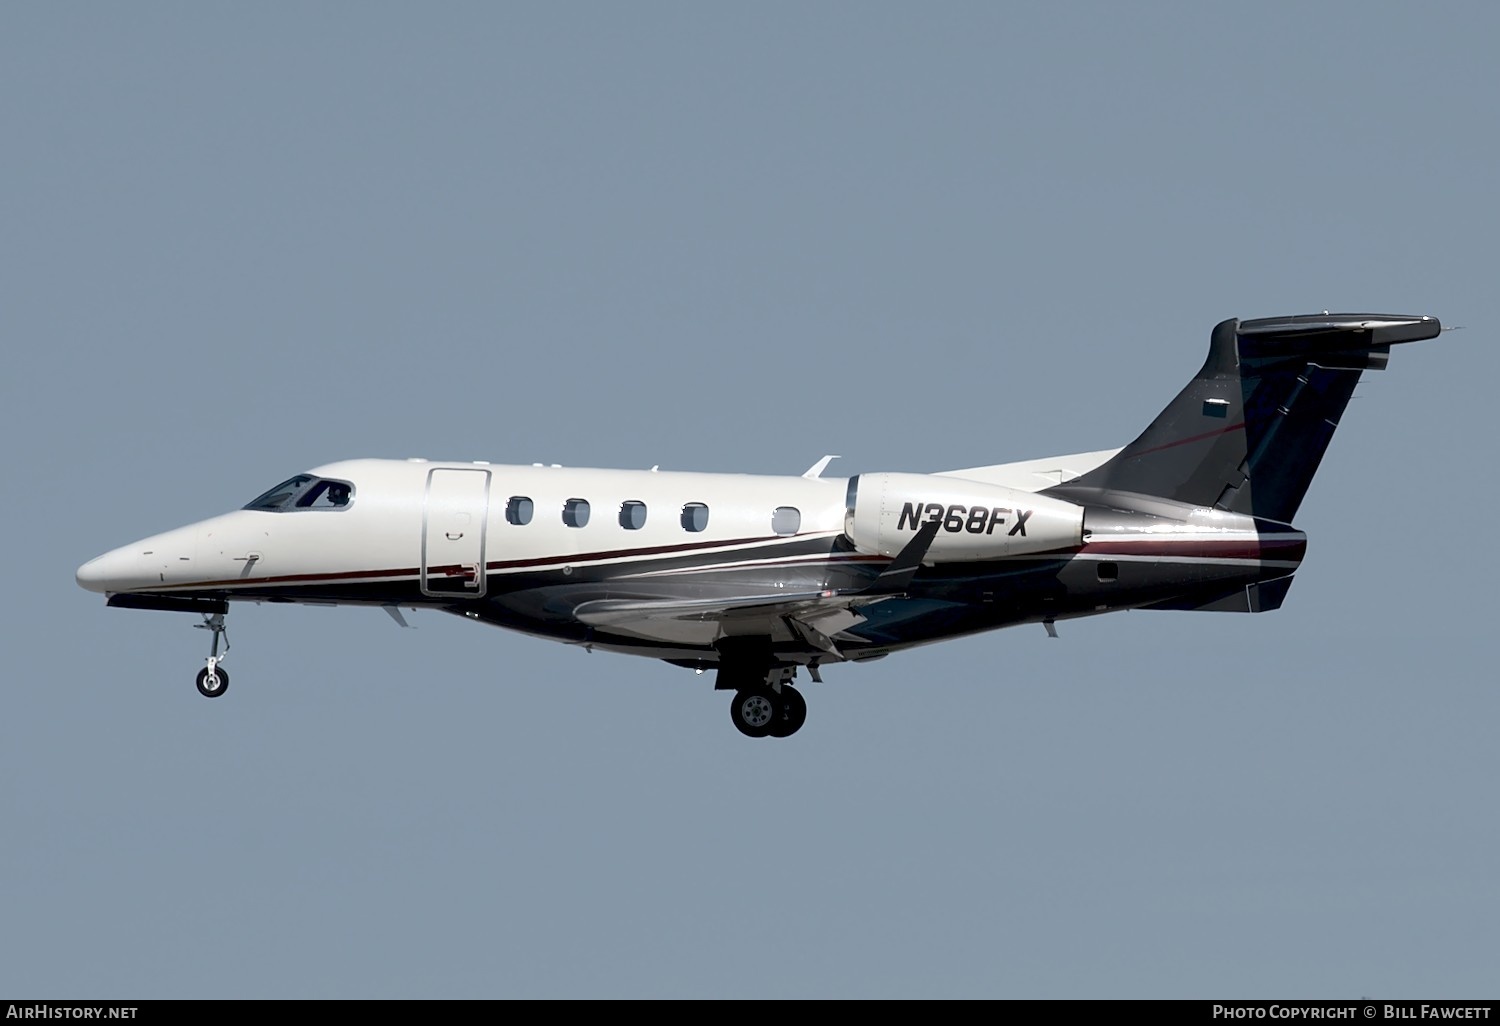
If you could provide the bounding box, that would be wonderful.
[802,455,840,479]
[865,518,940,595]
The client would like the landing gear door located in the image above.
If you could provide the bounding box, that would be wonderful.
[421,468,490,599]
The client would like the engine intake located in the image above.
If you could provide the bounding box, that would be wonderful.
[844,472,1084,562]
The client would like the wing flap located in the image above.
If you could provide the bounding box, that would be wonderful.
[573,519,939,650]
[574,590,884,650]
[575,590,844,626]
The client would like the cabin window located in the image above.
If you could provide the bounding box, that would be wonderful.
[506,496,534,526]
[563,498,591,528]
[619,500,648,530]
[772,506,801,536]
[1097,561,1119,582]
[681,503,710,532]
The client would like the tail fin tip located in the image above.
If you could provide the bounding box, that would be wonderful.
[1048,311,1440,523]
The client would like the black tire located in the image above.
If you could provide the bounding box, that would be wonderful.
[767,685,808,738]
[730,688,775,738]
[196,665,229,698]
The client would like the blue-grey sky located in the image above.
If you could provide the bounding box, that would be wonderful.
[4,2,1496,999]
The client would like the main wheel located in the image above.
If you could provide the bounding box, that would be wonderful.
[196,665,229,698]
[766,685,807,738]
[730,687,776,738]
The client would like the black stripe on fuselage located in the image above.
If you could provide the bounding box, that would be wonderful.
[111,523,1306,665]
[122,527,1306,601]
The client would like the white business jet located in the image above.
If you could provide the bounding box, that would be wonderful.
[77,312,1441,738]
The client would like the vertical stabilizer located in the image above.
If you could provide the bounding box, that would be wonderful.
[1045,314,1440,523]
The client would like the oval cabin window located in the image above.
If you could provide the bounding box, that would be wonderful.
[563,498,591,528]
[681,503,710,532]
[772,506,801,536]
[619,500,648,530]
[506,496,534,526]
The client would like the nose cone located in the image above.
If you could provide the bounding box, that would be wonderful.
[76,544,150,594]
[76,524,201,594]
[77,549,126,593]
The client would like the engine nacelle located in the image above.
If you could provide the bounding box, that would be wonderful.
[844,472,1085,561]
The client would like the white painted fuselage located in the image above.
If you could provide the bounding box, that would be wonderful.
[76,310,1438,736]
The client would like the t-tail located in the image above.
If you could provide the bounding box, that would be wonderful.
[1045,313,1441,523]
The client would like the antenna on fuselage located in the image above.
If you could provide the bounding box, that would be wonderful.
[802,455,840,479]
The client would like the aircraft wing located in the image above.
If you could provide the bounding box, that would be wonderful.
[572,590,882,652]
[573,520,941,653]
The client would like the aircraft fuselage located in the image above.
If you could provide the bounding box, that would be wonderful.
[76,311,1440,737]
[78,456,1302,664]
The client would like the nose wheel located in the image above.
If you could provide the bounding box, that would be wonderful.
[196,664,229,697]
[193,612,230,698]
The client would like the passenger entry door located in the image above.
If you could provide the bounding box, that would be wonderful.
[421,468,490,598]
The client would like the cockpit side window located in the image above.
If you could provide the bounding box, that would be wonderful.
[296,479,354,509]
[243,475,354,512]
[244,475,315,511]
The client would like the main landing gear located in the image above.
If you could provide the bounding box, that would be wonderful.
[729,683,808,738]
[720,660,809,739]
[192,612,230,698]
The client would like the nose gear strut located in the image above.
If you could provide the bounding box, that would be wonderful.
[192,612,230,698]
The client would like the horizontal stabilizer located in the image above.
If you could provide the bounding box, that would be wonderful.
[1236,313,1441,352]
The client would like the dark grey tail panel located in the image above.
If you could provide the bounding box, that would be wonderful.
[1141,574,1297,613]
[1046,313,1439,524]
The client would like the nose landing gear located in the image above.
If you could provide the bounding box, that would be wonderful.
[192,612,230,698]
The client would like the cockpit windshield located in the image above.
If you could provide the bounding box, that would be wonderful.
[243,475,354,512]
